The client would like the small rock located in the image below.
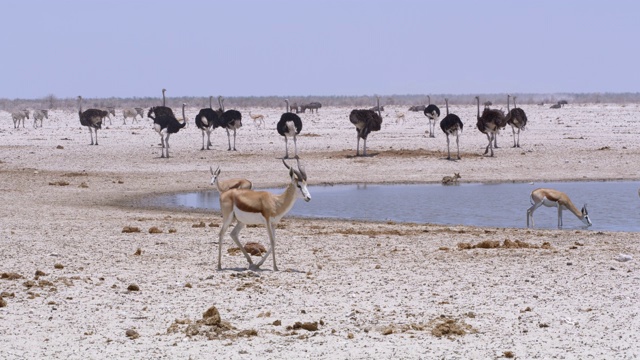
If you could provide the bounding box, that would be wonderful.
[504,351,515,358]
[56,145,64,150]
[347,332,354,339]
[122,226,141,233]
[35,270,47,277]
[148,227,162,234]
[184,283,192,288]
[272,320,281,326]
[0,298,7,307]
[134,248,142,256]
[125,329,140,339]
[244,242,266,256]
[54,263,64,269]
[168,228,177,233]
[127,284,140,291]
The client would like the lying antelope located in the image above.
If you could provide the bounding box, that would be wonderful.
[209,166,253,192]
[526,188,591,228]
[217,159,311,271]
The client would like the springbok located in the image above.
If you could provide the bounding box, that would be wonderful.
[248,111,266,128]
[209,166,253,192]
[526,188,591,228]
[217,159,311,271]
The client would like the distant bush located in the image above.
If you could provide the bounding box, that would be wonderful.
[2,92,640,111]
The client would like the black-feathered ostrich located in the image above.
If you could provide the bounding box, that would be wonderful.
[424,95,440,138]
[349,96,383,156]
[440,98,464,160]
[78,96,107,145]
[195,96,223,150]
[505,95,528,148]
[218,96,242,151]
[475,96,505,157]
[151,103,187,158]
[277,99,303,159]
[148,88,176,119]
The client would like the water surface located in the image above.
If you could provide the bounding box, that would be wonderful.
[147,181,640,232]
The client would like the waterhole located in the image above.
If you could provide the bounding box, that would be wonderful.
[144,181,640,232]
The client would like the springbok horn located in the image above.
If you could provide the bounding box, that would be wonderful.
[283,159,303,180]
[210,166,214,174]
[295,158,307,181]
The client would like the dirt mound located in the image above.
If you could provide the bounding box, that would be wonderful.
[167,305,254,340]
[245,242,267,256]
[430,316,476,338]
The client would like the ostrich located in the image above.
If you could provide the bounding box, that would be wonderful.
[78,96,106,145]
[505,95,528,148]
[424,95,440,138]
[11,110,29,128]
[122,108,144,125]
[152,103,187,158]
[440,98,464,160]
[148,88,175,119]
[218,96,242,151]
[349,96,383,156]
[475,96,505,157]
[195,96,222,150]
[32,110,48,128]
[277,99,303,159]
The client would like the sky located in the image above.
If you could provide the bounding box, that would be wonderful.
[2,0,639,99]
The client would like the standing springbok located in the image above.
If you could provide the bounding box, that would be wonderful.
[209,166,253,192]
[217,159,311,271]
[526,188,591,228]
[32,110,48,128]
[248,111,266,128]
[11,110,29,128]
[122,108,144,125]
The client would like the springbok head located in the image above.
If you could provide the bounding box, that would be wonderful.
[581,204,592,227]
[283,159,311,202]
[210,166,221,186]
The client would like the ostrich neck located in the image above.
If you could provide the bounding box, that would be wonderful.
[427,96,431,105]
[476,98,480,118]
[182,105,186,122]
[376,97,381,118]
[507,96,511,111]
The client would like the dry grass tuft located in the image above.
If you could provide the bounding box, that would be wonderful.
[430,316,475,338]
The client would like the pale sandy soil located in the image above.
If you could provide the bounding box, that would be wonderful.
[1,103,639,359]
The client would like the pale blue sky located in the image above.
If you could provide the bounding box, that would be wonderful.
[2,0,638,99]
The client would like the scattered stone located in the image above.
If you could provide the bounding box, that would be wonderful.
[192,221,206,228]
[78,182,89,188]
[54,263,64,269]
[185,283,192,288]
[23,280,37,288]
[244,242,266,256]
[1,292,15,298]
[125,329,140,339]
[127,284,140,291]
[209,222,219,227]
[56,145,64,150]
[168,228,177,233]
[148,227,162,234]
[202,306,221,325]
[539,323,549,328]
[289,322,318,332]
[272,320,281,326]
[504,351,515,358]
[134,248,142,256]
[237,329,258,337]
[347,332,354,339]
[438,247,450,251]
[227,247,241,256]
[122,226,141,233]
[48,181,70,186]
[1,272,23,280]
[382,327,394,335]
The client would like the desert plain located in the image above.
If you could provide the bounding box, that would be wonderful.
[1,102,639,359]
